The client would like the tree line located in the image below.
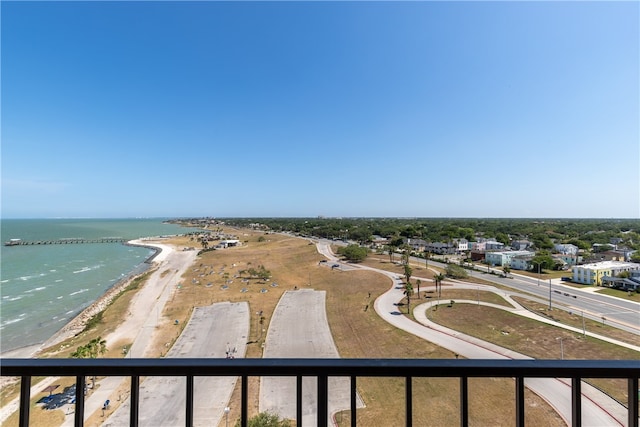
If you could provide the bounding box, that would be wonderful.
[217,217,640,253]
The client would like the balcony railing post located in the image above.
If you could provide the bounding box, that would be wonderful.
[19,375,30,427]
[130,375,139,427]
[405,376,412,427]
[351,375,357,427]
[296,375,302,426]
[571,377,581,427]
[318,374,328,427]
[515,376,524,427]
[629,376,639,427]
[460,376,468,427]
[186,375,194,427]
[241,375,248,427]
[74,375,85,427]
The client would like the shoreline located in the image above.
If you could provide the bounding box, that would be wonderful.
[1,239,166,359]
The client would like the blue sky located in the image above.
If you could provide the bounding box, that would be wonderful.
[2,1,638,219]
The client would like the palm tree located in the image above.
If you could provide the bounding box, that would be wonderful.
[416,279,422,299]
[384,245,394,263]
[403,281,414,314]
[404,263,413,285]
[434,273,446,299]
[72,337,107,389]
[401,244,411,265]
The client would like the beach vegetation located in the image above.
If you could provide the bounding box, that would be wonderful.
[82,311,103,333]
[235,411,292,427]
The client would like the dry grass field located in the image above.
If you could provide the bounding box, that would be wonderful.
[423,295,639,406]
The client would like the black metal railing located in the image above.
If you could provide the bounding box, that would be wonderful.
[2,358,638,427]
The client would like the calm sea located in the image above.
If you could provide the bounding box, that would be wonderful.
[0,218,201,353]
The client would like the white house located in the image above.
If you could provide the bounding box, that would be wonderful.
[510,254,535,271]
[554,243,578,255]
[486,250,535,267]
[452,238,469,252]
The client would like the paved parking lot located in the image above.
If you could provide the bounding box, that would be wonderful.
[260,290,363,426]
[104,302,249,427]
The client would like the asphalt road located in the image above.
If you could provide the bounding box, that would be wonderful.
[103,302,249,427]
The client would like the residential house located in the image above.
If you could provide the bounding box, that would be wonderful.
[572,261,640,286]
[425,242,456,255]
[452,238,469,253]
[509,254,534,271]
[554,243,578,255]
[485,241,505,251]
[405,238,428,252]
[555,253,582,266]
[511,240,533,251]
[588,250,632,263]
[486,250,535,267]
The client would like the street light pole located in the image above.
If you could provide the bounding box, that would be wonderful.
[548,279,552,310]
[224,406,230,427]
[557,337,565,359]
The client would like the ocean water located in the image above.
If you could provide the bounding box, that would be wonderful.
[0,218,200,353]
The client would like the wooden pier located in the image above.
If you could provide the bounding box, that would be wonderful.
[4,238,128,246]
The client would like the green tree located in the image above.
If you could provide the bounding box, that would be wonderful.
[530,251,555,272]
[502,265,511,277]
[337,244,369,263]
[532,233,554,250]
[403,281,414,314]
[495,232,510,246]
[246,265,272,281]
[235,412,292,427]
[445,264,468,279]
